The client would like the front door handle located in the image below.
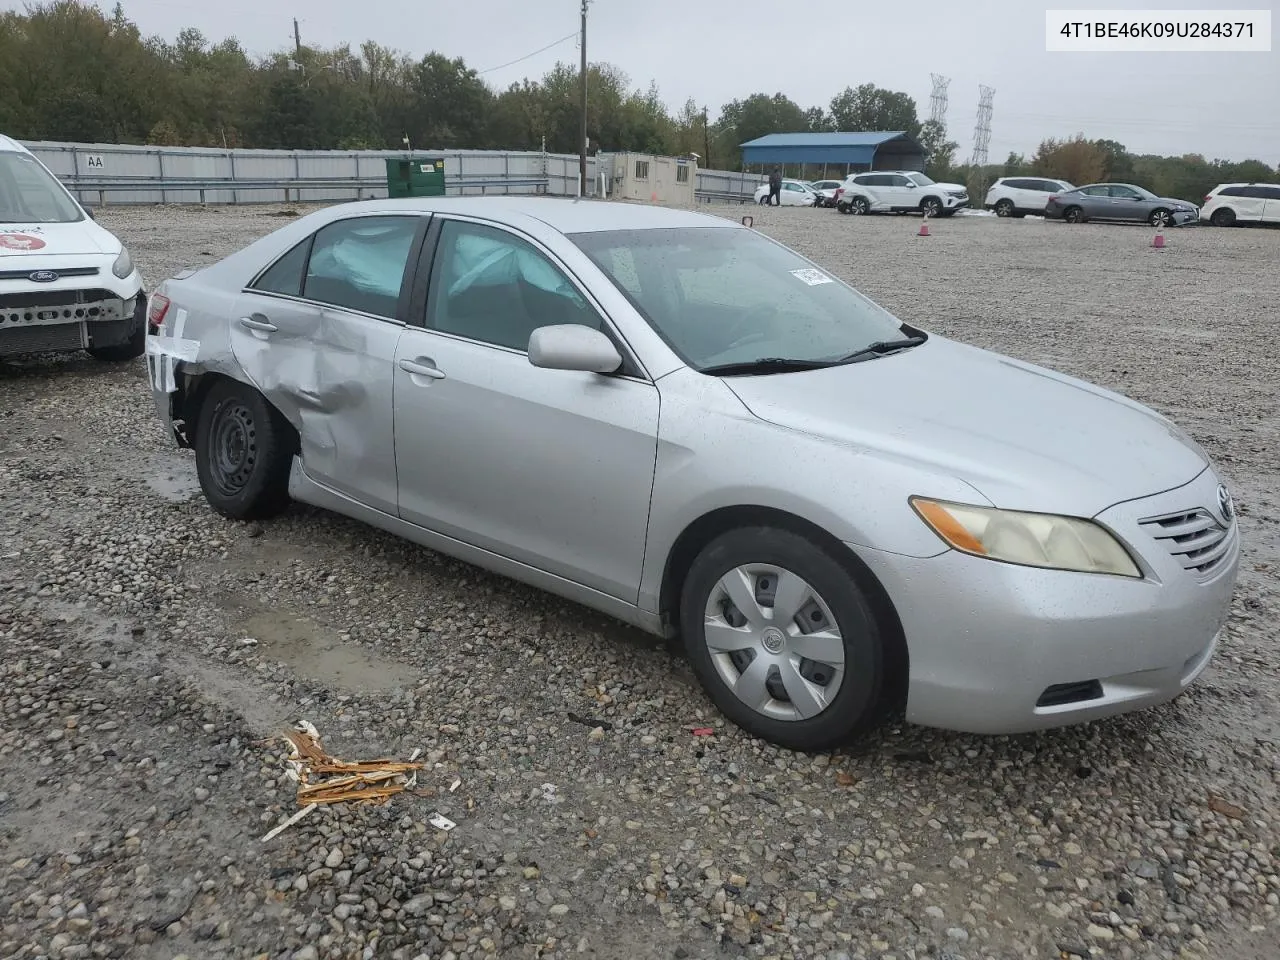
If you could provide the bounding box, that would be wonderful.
[239,315,277,333]
[398,357,445,380]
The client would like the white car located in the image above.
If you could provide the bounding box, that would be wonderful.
[0,135,146,362]
[984,176,1076,218]
[835,171,969,217]
[1200,182,1280,227]
[753,179,818,206]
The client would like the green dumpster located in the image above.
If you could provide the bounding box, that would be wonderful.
[385,157,446,198]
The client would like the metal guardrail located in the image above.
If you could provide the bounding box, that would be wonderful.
[61,176,551,205]
[695,189,759,204]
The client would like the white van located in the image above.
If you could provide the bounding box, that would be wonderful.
[0,134,146,361]
[1200,182,1280,227]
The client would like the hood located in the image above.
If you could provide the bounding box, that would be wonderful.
[1158,197,1196,209]
[724,336,1207,516]
[0,221,116,258]
[931,181,967,193]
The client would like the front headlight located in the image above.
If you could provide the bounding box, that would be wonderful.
[910,498,1142,578]
[112,246,134,279]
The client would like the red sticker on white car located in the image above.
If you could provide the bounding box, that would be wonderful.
[0,233,47,252]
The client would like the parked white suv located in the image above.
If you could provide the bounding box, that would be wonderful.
[0,135,146,361]
[1200,182,1280,227]
[984,176,1076,218]
[835,171,969,217]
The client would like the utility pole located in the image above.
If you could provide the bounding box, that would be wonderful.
[293,18,302,56]
[703,105,710,169]
[579,0,588,197]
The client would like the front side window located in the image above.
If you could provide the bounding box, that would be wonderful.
[1109,185,1143,200]
[427,219,601,352]
[572,226,907,372]
[0,152,84,223]
[303,216,419,318]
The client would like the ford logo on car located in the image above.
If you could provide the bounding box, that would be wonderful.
[29,270,59,283]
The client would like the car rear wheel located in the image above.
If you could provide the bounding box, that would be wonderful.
[1210,208,1236,227]
[1064,206,1085,223]
[1149,208,1170,226]
[88,298,146,362]
[994,199,1014,217]
[679,526,883,751]
[195,378,295,521]
[851,197,869,215]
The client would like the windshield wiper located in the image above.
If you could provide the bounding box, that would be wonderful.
[837,335,927,364]
[699,357,835,377]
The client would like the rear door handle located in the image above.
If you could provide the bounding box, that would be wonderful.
[239,315,277,332]
[398,357,445,380]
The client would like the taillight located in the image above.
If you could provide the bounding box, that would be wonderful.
[835,188,844,198]
[147,293,171,332]
[1203,194,1212,204]
[1048,195,1060,202]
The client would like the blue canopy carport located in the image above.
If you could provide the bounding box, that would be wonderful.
[739,131,926,179]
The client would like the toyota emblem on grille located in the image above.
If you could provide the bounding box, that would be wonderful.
[1216,484,1234,522]
[29,270,59,283]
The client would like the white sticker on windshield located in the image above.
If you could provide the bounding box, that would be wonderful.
[790,268,833,286]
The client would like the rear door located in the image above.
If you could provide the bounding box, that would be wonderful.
[391,215,660,602]
[1077,185,1113,218]
[231,212,427,515]
[1234,186,1270,221]
[1261,186,1280,223]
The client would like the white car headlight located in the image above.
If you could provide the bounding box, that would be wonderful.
[910,498,1142,578]
[112,246,134,279]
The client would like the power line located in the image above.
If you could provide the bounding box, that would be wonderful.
[478,31,578,75]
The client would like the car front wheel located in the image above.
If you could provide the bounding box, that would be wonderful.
[680,526,883,751]
[1149,208,1170,226]
[195,378,295,521]
[920,197,943,218]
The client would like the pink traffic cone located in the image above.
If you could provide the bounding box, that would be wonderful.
[917,213,930,237]
[1152,223,1166,248]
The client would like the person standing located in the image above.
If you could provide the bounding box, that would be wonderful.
[768,166,782,206]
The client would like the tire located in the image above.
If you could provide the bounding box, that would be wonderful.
[194,378,295,521]
[920,197,943,218]
[1210,208,1236,227]
[851,197,869,215]
[679,526,884,751]
[1064,206,1085,223]
[1148,208,1170,226]
[88,297,146,362]
[757,196,768,205]
[994,199,1014,218]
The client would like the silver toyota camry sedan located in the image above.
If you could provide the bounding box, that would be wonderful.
[146,197,1239,752]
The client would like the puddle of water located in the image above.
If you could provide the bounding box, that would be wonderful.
[239,607,417,694]
[145,456,203,502]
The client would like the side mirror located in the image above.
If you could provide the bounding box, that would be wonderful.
[528,324,622,374]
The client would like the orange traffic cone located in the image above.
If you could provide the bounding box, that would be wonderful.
[1152,223,1166,248]
[917,213,930,237]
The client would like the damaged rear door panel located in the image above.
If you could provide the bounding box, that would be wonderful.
[229,213,429,516]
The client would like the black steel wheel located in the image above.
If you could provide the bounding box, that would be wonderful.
[194,378,295,521]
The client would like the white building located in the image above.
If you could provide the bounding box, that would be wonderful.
[599,152,697,206]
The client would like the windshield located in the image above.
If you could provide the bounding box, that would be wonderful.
[1128,184,1157,200]
[571,226,908,371]
[907,173,936,186]
[0,152,84,223]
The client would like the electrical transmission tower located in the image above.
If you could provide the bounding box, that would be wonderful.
[969,84,995,201]
[970,84,995,167]
[928,74,950,129]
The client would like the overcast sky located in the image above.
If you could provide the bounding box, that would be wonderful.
[17,0,1278,162]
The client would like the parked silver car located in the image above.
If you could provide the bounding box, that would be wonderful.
[147,198,1239,751]
[1044,182,1199,226]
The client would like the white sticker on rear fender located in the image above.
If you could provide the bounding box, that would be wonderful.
[146,307,198,393]
[790,268,833,286]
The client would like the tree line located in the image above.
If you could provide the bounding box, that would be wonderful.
[1,2,1274,204]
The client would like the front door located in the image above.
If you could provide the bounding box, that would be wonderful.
[392,217,660,603]
[231,213,424,515]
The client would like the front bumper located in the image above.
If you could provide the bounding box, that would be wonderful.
[1169,209,1199,226]
[0,288,141,357]
[854,466,1240,735]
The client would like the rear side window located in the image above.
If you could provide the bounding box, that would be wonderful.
[1242,186,1276,199]
[303,216,420,319]
[1261,187,1280,201]
[1219,186,1246,197]
[1005,179,1032,190]
[252,239,311,297]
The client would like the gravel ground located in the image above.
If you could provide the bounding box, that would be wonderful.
[1,201,1277,960]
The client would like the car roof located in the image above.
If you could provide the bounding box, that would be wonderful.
[0,134,32,155]
[317,196,738,235]
[1213,182,1280,189]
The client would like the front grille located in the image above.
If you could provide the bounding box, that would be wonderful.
[0,287,119,309]
[1139,508,1235,579]
[0,322,86,355]
[0,266,100,282]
